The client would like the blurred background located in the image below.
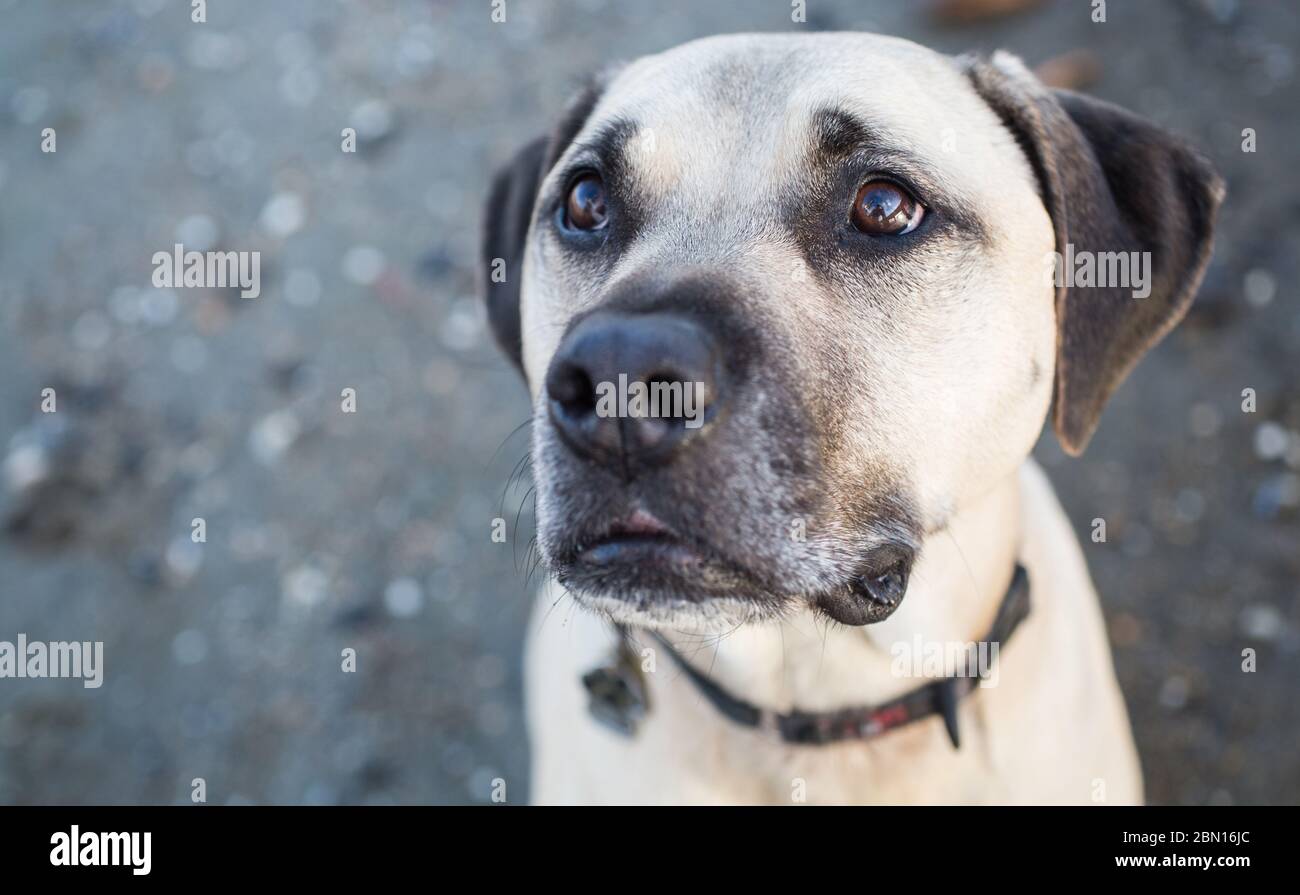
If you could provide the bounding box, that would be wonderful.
[0,0,1296,805]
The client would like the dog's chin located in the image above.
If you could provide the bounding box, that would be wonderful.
[566,587,784,631]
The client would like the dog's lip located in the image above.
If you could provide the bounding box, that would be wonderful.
[577,536,706,568]
[560,510,771,606]
[605,509,674,539]
[572,509,703,565]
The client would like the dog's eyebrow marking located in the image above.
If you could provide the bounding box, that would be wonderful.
[811,107,882,160]
[806,106,936,184]
[807,107,934,170]
[564,116,641,180]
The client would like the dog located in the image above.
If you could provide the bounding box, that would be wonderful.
[479,33,1223,804]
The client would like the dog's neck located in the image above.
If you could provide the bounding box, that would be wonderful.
[653,467,1025,713]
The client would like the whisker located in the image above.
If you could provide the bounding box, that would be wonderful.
[485,417,533,472]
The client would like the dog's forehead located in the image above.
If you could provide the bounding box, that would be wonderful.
[567,33,1026,201]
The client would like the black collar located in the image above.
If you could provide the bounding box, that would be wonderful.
[582,564,1031,750]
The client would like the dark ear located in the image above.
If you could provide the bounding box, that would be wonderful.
[479,76,612,374]
[964,52,1225,455]
[480,136,548,372]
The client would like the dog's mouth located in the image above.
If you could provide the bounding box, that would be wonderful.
[571,510,702,568]
[549,504,917,627]
[550,507,776,611]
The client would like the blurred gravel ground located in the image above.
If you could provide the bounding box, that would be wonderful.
[0,0,1295,805]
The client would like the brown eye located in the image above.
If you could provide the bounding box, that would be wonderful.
[565,173,608,231]
[851,180,924,235]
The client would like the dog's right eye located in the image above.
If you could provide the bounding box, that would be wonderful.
[564,173,609,231]
[851,179,924,236]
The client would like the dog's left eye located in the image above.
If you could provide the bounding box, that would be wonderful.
[851,180,924,235]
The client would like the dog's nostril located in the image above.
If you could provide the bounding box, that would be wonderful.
[639,370,690,414]
[548,363,596,413]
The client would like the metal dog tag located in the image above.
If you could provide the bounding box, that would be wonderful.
[581,642,648,737]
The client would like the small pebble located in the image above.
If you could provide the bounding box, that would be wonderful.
[3,443,49,492]
[1189,402,1222,438]
[249,410,300,465]
[1239,604,1284,642]
[165,535,204,584]
[349,99,395,143]
[260,193,306,239]
[1254,422,1290,461]
[174,214,220,251]
[282,564,329,608]
[342,246,385,286]
[1244,269,1276,308]
[1159,675,1190,711]
[383,578,424,618]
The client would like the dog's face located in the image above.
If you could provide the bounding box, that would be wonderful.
[482,34,1222,629]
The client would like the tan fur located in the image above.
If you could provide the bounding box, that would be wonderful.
[508,33,1156,805]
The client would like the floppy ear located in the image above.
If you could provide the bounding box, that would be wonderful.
[479,75,614,375]
[480,136,548,372]
[965,52,1225,455]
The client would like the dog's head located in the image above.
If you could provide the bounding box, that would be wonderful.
[481,34,1222,629]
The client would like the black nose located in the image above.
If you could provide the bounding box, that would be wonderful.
[545,311,723,471]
